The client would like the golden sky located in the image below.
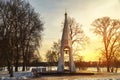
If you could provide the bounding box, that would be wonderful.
[29,0,120,61]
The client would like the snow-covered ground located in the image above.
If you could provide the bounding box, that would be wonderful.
[1,67,120,80]
[0,71,33,80]
[1,71,120,80]
[0,66,46,80]
[34,73,120,80]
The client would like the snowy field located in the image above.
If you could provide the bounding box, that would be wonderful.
[33,73,120,80]
[0,71,33,80]
[1,67,120,80]
[1,71,120,80]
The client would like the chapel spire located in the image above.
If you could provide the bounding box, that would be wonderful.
[57,12,76,73]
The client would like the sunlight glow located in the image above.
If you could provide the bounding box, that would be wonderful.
[29,0,120,61]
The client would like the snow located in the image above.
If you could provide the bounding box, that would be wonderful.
[1,67,120,80]
[0,71,33,80]
[36,73,120,80]
[1,71,120,80]
[13,71,34,79]
[38,75,120,80]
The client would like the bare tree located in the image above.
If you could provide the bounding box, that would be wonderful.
[0,0,16,76]
[67,17,89,59]
[46,40,60,63]
[92,17,120,72]
[0,0,44,75]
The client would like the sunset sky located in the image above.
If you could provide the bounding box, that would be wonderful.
[29,0,120,61]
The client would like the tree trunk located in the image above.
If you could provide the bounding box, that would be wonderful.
[7,59,11,74]
[22,56,26,71]
[107,62,110,72]
[15,53,19,72]
[15,46,19,72]
[22,64,25,71]
[7,58,13,77]
[10,66,13,77]
[115,67,118,73]
[107,66,110,72]
[22,54,26,71]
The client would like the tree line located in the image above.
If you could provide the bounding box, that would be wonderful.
[0,0,44,76]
